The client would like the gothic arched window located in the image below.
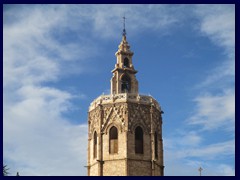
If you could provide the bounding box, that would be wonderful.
[155,131,158,159]
[109,126,118,154]
[121,74,131,93]
[135,126,143,154]
[93,131,97,158]
[124,58,130,68]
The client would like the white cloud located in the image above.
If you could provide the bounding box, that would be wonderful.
[167,5,235,174]
[3,82,89,175]
[3,5,90,176]
[164,138,235,176]
[217,164,235,176]
[185,3,235,131]
[188,89,235,131]
[165,160,235,176]
[194,4,235,87]
[3,5,99,87]
[195,4,235,50]
[164,120,234,175]
[165,136,234,160]
[3,84,88,175]
[164,131,202,149]
[76,4,180,38]
[187,140,234,159]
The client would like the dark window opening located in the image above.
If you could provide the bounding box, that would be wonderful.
[121,74,131,93]
[109,126,118,154]
[93,131,97,158]
[135,126,143,154]
[155,132,158,159]
[124,58,130,68]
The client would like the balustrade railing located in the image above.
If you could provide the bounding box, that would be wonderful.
[89,93,161,111]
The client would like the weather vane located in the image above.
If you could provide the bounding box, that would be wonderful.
[122,16,127,36]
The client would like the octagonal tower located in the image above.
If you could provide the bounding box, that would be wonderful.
[87,27,164,176]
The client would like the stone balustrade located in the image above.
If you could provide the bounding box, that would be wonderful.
[89,93,161,112]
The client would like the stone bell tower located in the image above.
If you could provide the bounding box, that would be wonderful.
[87,19,164,176]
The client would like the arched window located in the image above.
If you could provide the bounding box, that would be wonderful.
[135,126,143,154]
[155,132,158,159]
[109,126,118,154]
[121,74,131,93]
[124,58,130,68]
[93,131,97,158]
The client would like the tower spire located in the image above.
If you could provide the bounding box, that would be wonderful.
[122,16,126,36]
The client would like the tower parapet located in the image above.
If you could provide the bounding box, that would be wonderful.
[89,93,161,112]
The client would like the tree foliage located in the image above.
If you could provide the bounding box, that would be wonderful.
[3,164,9,176]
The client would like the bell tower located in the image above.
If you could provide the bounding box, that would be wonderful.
[87,18,164,176]
[111,31,138,94]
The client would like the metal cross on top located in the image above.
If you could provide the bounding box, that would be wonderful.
[198,167,203,176]
[122,16,127,36]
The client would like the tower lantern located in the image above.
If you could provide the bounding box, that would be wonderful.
[111,20,138,95]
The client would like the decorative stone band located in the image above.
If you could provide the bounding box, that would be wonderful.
[89,93,161,112]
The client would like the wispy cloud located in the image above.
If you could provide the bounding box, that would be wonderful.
[165,159,235,176]
[3,84,88,175]
[187,5,235,132]
[187,140,234,159]
[195,4,235,50]
[74,4,180,39]
[165,135,234,160]
[194,4,235,87]
[164,137,235,176]
[3,5,90,176]
[187,89,235,131]
[164,131,202,148]
[164,4,235,176]
[217,164,235,176]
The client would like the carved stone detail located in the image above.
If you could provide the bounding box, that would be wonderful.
[88,107,102,137]
[102,103,127,134]
[128,103,152,134]
[152,107,161,134]
[88,103,128,135]
[89,101,162,137]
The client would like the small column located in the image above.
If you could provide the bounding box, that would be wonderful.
[150,104,155,176]
[87,111,91,176]
[98,104,104,176]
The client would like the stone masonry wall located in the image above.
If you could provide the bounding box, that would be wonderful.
[89,163,99,176]
[103,159,126,176]
[88,99,163,176]
[128,160,152,176]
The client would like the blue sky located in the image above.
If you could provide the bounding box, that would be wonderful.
[3,4,235,176]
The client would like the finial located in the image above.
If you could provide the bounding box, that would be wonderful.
[122,16,126,36]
